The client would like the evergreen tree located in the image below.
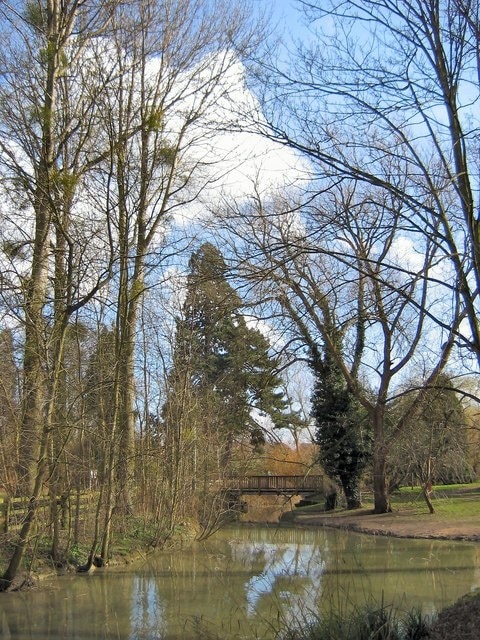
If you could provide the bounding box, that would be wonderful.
[312,346,371,510]
[166,242,294,468]
[163,242,298,535]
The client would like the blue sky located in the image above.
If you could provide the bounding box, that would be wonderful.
[261,0,306,42]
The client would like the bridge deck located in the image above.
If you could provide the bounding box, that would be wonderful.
[229,475,325,495]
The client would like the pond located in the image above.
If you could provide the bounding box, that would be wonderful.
[0,525,478,639]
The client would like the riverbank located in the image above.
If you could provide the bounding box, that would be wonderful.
[0,503,480,640]
[291,507,480,541]
[287,483,480,541]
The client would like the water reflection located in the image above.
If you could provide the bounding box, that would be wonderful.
[0,526,477,639]
[130,575,166,639]
[238,540,325,620]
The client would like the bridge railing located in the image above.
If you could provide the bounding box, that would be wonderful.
[231,475,325,493]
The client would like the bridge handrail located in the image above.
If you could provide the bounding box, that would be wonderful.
[233,475,325,492]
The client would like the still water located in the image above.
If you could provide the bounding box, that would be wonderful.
[0,525,478,639]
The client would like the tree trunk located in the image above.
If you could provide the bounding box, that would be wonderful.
[372,410,391,514]
[18,199,50,494]
[339,474,362,510]
[116,302,139,515]
[0,433,49,590]
[421,482,435,514]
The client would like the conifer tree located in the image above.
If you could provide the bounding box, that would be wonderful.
[163,243,298,534]
[165,243,296,479]
[170,243,292,454]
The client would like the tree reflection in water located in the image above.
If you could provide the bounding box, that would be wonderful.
[0,526,477,639]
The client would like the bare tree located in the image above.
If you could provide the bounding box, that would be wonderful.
[214,178,459,513]
[388,373,471,512]
[90,0,261,536]
[250,0,480,366]
[0,329,21,496]
[0,0,263,580]
[0,0,116,590]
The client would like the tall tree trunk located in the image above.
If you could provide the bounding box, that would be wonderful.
[339,474,362,510]
[5,0,81,580]
[0,442,48,590]
[19,188,51,493]
[16,0,60,495]
[116,294,141,514]
[372,409,390,514]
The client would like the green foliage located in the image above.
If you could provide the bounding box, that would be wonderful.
[156,145,176,167]
[67,543,85,565]
[51,168,79,202]
[39,41,57,67]
[168,242,296,447]
[312,347,371,509]
[145,108,164,132]
[30,104,50,127]
[24,2,45,32]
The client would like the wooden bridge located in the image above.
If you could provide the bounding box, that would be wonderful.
[228,475,326,495]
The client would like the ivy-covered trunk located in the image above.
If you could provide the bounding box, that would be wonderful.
[312,343,372,512]
[338,473,362,510]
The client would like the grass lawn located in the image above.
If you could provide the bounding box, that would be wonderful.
[394,482,480,517]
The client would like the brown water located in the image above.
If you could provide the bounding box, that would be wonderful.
[0,525,478,639]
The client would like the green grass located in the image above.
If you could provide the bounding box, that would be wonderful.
[291,482,480,520]
[397,482,480,496]
[394,482,480,517]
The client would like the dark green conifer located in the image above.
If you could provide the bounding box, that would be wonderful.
[171,242,295,452]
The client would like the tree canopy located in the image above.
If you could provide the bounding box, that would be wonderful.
[168,242,295,450]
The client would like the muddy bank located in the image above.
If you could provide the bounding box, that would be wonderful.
[289,507,480,542]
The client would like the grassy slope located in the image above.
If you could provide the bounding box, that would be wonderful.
[297,482,480,515]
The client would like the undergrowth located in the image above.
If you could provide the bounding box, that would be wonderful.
[278,597,433,640]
